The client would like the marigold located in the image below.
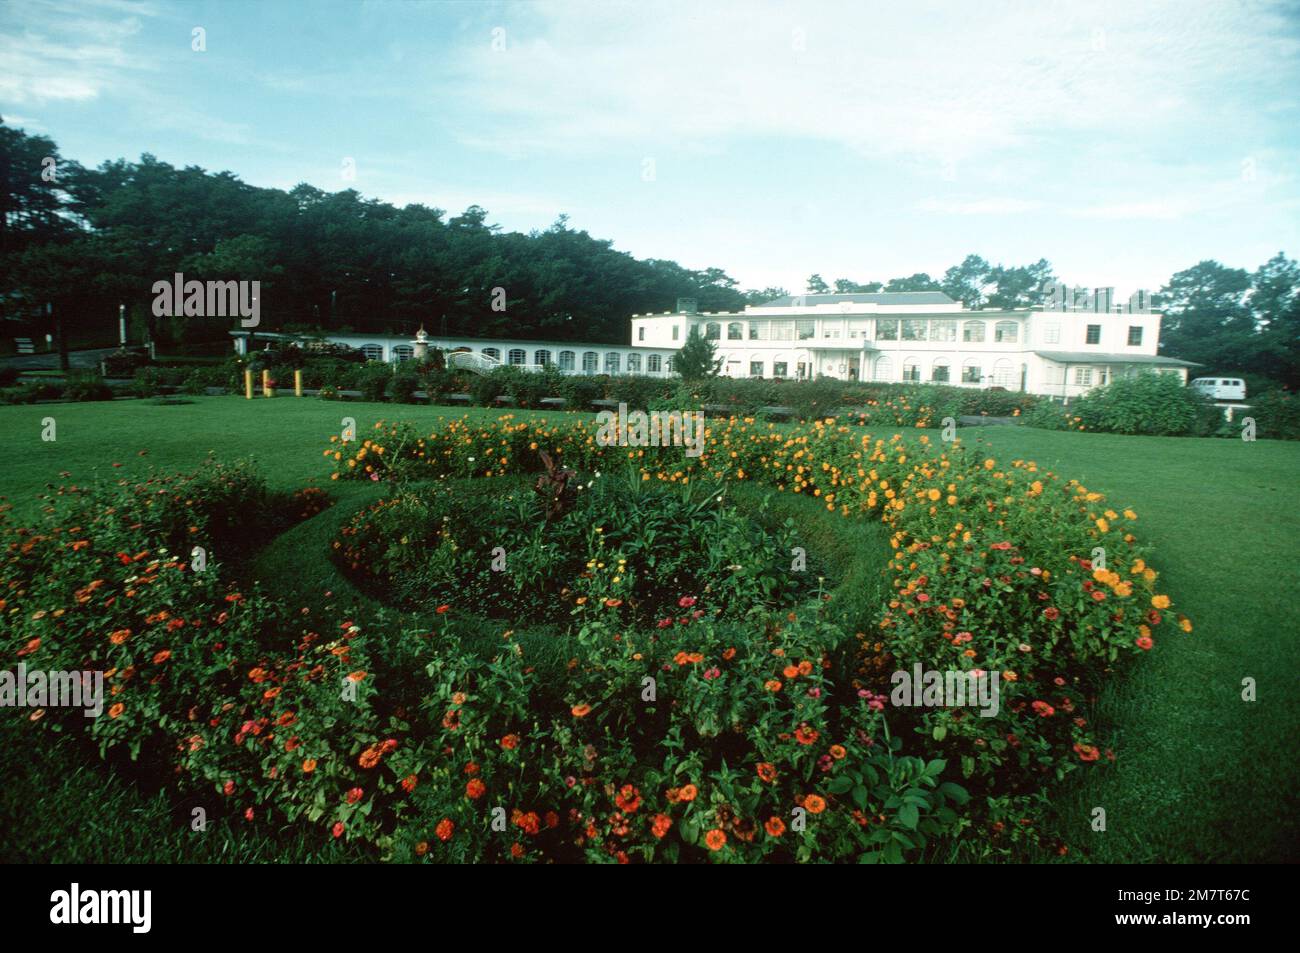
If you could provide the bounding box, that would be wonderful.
[804,794,827,814]
[704,829,727,851]
[765,816,786,837]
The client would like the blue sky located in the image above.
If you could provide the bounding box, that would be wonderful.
[3,0,1299,296]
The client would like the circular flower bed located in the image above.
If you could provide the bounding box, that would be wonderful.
[0,415,1188,863]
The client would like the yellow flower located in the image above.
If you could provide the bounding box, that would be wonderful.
[1152,594,1171,610]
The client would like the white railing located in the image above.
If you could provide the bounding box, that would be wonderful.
[446,351,547,375]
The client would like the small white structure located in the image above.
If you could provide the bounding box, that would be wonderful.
[230,289,1196,397]
[1190,376,1246,401]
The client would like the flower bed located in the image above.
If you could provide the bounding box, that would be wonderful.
[1,416,1187,863]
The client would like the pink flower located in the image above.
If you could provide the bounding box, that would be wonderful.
[677,595,697,608]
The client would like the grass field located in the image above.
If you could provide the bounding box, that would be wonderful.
[1,395,1296,863]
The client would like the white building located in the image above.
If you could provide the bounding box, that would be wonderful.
[632,290,1194,399]
[231,289,1195,400]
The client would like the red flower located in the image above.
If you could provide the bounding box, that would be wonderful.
[466,778,486,799]
[332,822,345,838]
[1042,606,1060,621]
[436,818,454,841]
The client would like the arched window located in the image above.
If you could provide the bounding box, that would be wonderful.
[902,357,921,382]
[962,320,986,343]
[874,356,893,381]
[392,344,414,362]
[626,353,641,373]
[994,321,1018,343]
[361,344,384,361]
[962,359,982,384]
[605,352,621,373]
[705,322,721,341]
[993,359,1015,388]
[508,348,526,366]
[647,354,662,373]
[727,321,743,340]
[534,349,551,366]
[558,351,575,371]
[582,351,599,374]
[931,358,950,383]
[482,347,500,361]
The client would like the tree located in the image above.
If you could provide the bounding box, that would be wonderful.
[940,255,994,308]
[674,325,720,381]
[883,273,941,293]
[805,274,830,294]
[743,286,789,305]
[833,278,883,293]
[1159,261,1254,370]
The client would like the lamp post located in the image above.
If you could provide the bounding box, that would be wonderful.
[118,303,127,348]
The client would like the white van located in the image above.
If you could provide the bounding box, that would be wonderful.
[1190,377,1247,401]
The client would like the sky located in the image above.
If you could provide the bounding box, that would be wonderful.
[2,0,1299,298]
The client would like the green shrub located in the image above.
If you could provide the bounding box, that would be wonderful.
[1246,388,1300,440]
[356,361,393,402]
[1071,372,1216,436]
[63,371,115,402]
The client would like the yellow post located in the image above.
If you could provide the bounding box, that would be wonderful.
[262,368,272,398]
[244,368,253,399]
[294,369,303,397]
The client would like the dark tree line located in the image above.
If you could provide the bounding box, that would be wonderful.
[2,118,1297,387]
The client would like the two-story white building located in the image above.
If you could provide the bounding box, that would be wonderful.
[630,290,1194,399]
[231,289,1195,399]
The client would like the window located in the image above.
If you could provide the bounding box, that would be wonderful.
[534,349,551,366]
[874,356,893,381]
[770,320,795,341]
[482,347,500,361]
[876,319,899,341]
[962,321,985,343]
[638,327,645,341]
[558,351,575,371]
[1086,324,1101,345]
[626,353,641,373]
[993,359,1015,388]
[1074,367,1094,386]
[665,356,674,373]
[901,319,928,341]
[647,354,662,373]
[796,319,816,340]
[993,321,1018,343]
[672,325,679,341]
[931,320,957,342]
[962,362,982,384]
[361,344,384,361]
[773,361,788,378]
[903,360,920,382]
[392,344,414,362]
[605,352,620,374]
[508,348,526,366]
[847,319,869,339]
[727,322,743,340]
[705,322,721,341]
[1043,323,1060,345]
[1127,326,1143,346]
[582,351,598,374]
[796,361,808,379]
[750,361,763,377]
[930,359,950,382]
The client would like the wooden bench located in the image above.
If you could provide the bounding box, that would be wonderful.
[14,338,34,355]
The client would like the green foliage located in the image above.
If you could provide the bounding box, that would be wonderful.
[673,326,721,381]
[62,370,114,402]
[1246,388,1300,440]
[1071,372,1218,436]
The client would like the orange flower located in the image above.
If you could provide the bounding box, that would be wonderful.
[764,679,782,692]
[756,762,777,783]
[765,816,786,837]
[704,829,727,851]
[650,814,673,839]
[151,649,171,664]
[804,794,827,814]
[571,703,592,718]
[829,744,846,760]
[109,629,131,645]
[782,664,800,679]
[436,818,455,841]
[108,702,124,719]
[465,778,486,799]
[500,733,519,750]
[302,758,317,773]
[677,783,698,802]
[615,784,643,812]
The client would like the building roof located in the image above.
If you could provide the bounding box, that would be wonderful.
[229,330,655,351]
[1033,350,1200,367]
[759,291,957,307]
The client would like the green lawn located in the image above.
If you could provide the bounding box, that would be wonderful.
[1,396,1295,862]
